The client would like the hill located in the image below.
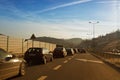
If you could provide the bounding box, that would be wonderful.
[78,30,120,53]
[34,36,82,48]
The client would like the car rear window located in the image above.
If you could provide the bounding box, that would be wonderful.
[27,48,42,54]
[54,47,63,51]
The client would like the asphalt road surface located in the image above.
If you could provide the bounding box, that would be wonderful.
[9,53,120,80]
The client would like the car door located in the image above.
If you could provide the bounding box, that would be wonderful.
[0,52,20,79]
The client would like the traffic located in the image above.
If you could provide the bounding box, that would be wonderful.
[0,47,85,80]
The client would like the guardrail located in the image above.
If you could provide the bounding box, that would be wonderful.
[93,52,120,67]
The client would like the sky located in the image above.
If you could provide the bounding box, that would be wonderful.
[0,0,120,39]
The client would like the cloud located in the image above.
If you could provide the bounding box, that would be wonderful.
[35,0,92,14]
[0,0,92,22]
[96,0,119,4]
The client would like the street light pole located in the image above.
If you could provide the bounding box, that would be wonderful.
[89,21,99,52]
[89,21,99,38]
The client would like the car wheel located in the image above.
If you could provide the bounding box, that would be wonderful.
[63,53,65,57]
[19,62,26,76]
[43,57,47,64]
[51,57,53,61]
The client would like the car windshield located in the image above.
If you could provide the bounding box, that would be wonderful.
[54,48,63,51]
[27,48,42,54]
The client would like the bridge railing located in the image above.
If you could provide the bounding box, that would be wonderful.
[94,52,120,67]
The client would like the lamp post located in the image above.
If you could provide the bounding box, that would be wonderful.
[89,21,99,52]
[89,21,99,38]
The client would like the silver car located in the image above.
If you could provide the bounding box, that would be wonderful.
[0,48,26,79]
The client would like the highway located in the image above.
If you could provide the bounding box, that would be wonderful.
[10,53,120,80]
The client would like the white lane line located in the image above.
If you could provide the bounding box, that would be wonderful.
[87,60,104,64]
[37,76,47,80]
[71,56,74,58]
[63,60,68,63]
[76,59,87,62]
[76,59,103,64]
[53,65,62,70]
[68,57,72,60]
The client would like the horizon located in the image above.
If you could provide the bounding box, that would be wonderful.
[0,0,120,39]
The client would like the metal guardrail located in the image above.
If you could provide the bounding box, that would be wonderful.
[94,52,120,67]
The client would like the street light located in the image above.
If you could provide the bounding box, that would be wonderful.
[89,21,99,38]
[89,21,99,52]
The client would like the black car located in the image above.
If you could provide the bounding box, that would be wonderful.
[79,48,86,53]
[53,47,67,58]
[66,48,74,56]
[0,48,26,79]
[24,47,53,65]
[73,48,79,53]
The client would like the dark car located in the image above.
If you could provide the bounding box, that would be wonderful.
[79,48,86,53]
[24,47,53,65]
[73,48,77,53]
[53,47,67,58]
[66,48,74,56]
[73,48,79,53]
[0,48,26,79]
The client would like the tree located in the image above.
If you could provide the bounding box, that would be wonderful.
[30,34,36,40]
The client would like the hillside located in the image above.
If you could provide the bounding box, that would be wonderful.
[66,38,82,46]
[78,30,120,53]
[34,36,82,48]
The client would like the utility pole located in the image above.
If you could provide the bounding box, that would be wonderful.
[89,21,99,38]
[89,21,99,52]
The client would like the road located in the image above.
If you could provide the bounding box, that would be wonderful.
[10,53,120,80]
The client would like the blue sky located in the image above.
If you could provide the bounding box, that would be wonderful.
[0,0,120,39]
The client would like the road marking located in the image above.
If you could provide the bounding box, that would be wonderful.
[37,76,47,80]
[71,56,74,58]
[68,57,72,60]
[76,59,87,62]
[53,65,62,70]
[63,60,68,63]
[76,59,103,64]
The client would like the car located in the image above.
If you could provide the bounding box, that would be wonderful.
[24,47,53,65]
[0,48,26,80]
[73,48,79,53]
[73,48,77,53]
[75,48,79,53]
[79,48,86,53]
[53,47,67,58]
[66,48,74,56]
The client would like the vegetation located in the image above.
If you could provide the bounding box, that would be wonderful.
[78,30,120,53]
[33,36,82,48]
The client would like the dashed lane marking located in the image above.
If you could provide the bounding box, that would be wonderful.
[53,65,62,70]
[68,57,72,60]
[71,56,74,58]
[63,60,68,63]
[37,76,47,80]
[76,59,104,64]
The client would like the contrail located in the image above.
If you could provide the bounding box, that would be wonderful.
[36,0,92,13]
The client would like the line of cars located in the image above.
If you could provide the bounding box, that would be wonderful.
[0,47,86,79]
[24,47,86,65]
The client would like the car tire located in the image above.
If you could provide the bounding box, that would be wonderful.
[19,62,26,76]
[63,53,65,57]
[51,57,53,61]
[43,57,47,64]
[28,60,32,66]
